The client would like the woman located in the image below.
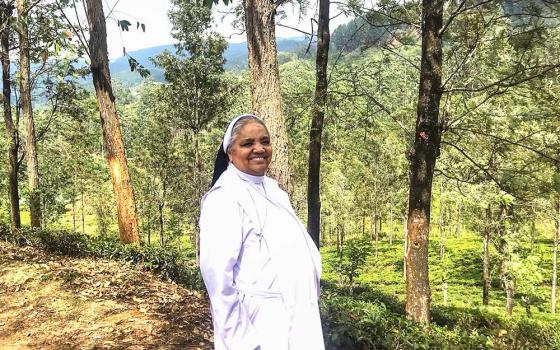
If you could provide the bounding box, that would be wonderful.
[199,114,324,350]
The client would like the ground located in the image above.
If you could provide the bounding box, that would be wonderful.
[0,242,213,350]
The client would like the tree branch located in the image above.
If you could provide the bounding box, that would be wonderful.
[442,140,511,194]
[451,126,560,165]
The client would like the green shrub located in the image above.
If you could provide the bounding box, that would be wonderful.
[0,225,204,290]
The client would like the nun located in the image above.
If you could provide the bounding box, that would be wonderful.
[199,114,325,350]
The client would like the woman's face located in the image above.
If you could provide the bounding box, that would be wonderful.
[228,122,272,176]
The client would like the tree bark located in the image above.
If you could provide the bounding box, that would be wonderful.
[1,2,21,230]
[374,213,379,257]
[497,202,515,316]
[455,200,462,237]
[403,215,408,280]
[158,200,165,247]
[81,188,85,233]
[307,0,330,248]
[72,185,76,232]
[552,198,559,313]
[389,205,394,246]
[504,277,515,316]
[243,0,291,192]
[85,0,139,244]
[439,195,447,305]
[405,0,443,324]
[17,0,41,228]
[483,204,491,306]
[530,220,536,254]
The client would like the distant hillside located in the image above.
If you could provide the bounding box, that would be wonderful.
[110,37,308,86]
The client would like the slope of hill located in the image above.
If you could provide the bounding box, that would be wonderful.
[109,37,308,86]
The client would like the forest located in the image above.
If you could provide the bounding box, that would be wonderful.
[1,0,560,349]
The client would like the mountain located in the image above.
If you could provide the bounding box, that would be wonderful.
[109,37,308,86]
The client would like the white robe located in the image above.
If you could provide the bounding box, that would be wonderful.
[199,164,324,350]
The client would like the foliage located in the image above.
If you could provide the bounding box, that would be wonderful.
[0,224,203,290]
[321,292,560,350]
[335,238,372,294]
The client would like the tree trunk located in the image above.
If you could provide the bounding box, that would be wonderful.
[243,0,291,192]
[192,132,201,262]
[1,2,21,230]
[17,0,41,227]
[85,0,139,244]
[530,220,536,254]
[483,204,491,306]
[374,213,379,258]
[497,202,515,316]
[81,188,85,233]
[405,0,443,324]
[403,215,408,280]
[158,201,165,247]
[307,0,330,248]
[552,198,559,313]
[504,277,515,316]
[455,200,462,237]
[440,205,447,306]
[147,212,151,245]
[72,186,76,232]
[336,225,341,256]
[336,223,345,258]
[389,205,394,246]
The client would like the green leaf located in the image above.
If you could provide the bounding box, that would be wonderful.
[118,19,131,31]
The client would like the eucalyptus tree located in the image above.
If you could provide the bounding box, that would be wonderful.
[0,0,20,229]
[53,0,142,243]
[16,0,42,227]
[242,0,292,192]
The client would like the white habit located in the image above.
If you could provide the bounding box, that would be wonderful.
[199,163,324,350]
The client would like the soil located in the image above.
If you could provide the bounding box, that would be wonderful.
[0,242,213,349]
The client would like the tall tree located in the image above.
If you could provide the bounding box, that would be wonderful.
[84,0,139,243]
[0,0,20,229]
[404,0,443,324]
[243,0,291,191]
[16,0,41,227]
[553,196,559,313]
[153,0,235,258]
[307,0,330,247]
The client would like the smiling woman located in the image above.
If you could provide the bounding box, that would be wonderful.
[227,117,272,176]
[199,114,325,350]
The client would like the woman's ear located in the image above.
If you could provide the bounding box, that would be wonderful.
[228,154,232,162]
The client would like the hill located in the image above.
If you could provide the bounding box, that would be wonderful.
[110,37,308,86]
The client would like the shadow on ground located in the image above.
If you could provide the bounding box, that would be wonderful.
[0,242,213,350]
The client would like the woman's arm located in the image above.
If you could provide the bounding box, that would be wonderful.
[199,189,259,350]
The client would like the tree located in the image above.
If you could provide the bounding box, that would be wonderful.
[307,0,330,247]
[17,0,41,227]
[0,0,20,229]
[404,0,443,324]
[243,0,292,191]
[84,0,139,243]
[152,0,236,256]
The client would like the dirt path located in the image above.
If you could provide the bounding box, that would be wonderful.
[0,242,213,349]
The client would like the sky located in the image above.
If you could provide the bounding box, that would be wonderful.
[102,0,350,59]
